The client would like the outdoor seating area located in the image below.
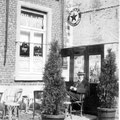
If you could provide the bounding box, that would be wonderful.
[1,111,98,120]
[0,0,119,119]
[0,87,98,120]
[0,110,98,120]
[0,88,22,120]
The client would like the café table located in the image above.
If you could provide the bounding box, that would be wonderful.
[4,102,20,120]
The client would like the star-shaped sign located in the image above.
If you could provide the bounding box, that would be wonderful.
[70,13,77,21]
[67,8,81,26]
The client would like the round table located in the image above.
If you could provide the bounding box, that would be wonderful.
[4,102,20,120]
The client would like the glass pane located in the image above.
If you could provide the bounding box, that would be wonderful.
[19,58,30,72]
[20,42,30,57]
[62,57,70,82]
[34,33,43,44]
[33,33,43,72]
[89,55,101,83]
[34,44,42,56]
[19,31,30,72]
[62,57,68,69]
[20,10,44,29]
[20,31,30,42]
[20,31,30,57]
[74,56,84,82]
[33,57,43,73]
[33,33,43,56]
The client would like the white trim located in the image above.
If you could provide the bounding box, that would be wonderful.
[19,1,52,13]
[15,1,21,79]
[21,8,45,16]
[15,1,52,81]
[20,26,46,32]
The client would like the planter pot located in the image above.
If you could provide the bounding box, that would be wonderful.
[97,107,116,120]
[41,114,65,120]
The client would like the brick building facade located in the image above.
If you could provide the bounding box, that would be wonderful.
[0,0,63,97]
[0,0,119,117]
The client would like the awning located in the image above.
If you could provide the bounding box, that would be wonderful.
[60,46,86,57]
[60,44,104,57]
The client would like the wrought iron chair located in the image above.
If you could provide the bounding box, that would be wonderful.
[33,90,43,120]
[67,89,86,117]
[1,88,23,120]
[71,93,85,116]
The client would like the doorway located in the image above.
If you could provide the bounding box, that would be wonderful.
[61,44,104,114]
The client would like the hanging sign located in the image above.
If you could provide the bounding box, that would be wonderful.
[67,8,81,26]
[20,42,29,57]
[34,45,42,56]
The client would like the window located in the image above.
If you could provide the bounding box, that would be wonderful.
[15,2,52,81]
[89,55,101,83]
[62,57,70,82]
[74,55,84,82]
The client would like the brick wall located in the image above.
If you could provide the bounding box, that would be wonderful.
[0,0,7,83]
[0,0,63,84]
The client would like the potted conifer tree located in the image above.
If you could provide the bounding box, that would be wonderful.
[41,41,66,120]
[97,49,118,120]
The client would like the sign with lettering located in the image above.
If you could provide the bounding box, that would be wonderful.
[34,45,42,56]
[67,8,81,26]
[20,42,29,57]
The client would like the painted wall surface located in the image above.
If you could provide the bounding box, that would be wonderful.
[64,1,119,118]
[65,0,119,46]
[0,83,44,98]
[0,0,62,84]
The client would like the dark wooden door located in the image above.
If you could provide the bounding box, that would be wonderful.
[83,45,104,115]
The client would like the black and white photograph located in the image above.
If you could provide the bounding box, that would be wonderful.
[0,0,119,120]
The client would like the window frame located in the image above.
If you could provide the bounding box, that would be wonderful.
[15,1,52,81]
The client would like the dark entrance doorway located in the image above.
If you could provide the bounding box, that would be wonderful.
[61,44,104,115]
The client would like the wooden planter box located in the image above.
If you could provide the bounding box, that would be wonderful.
[97,107,116,120]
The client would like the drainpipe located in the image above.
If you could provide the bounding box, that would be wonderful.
[61,0,64,49]
[4,0,9,66]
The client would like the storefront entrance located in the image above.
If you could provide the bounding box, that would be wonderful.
[61,44,104,115]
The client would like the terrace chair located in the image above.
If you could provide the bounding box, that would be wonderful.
[1,88,23,120]
[71,93,85,116]
[1,88,23,103]
[66,90,87,117]
[32,91,43,120]
[14,88,23,103]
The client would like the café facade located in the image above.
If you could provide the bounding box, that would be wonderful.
[62,0,119,83]
[61,0,119,114]
[0,0,119,114]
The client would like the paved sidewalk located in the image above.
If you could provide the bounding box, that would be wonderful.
[23,114,98,120]
[30,114,98,120]
[0,111,98,120]
[65,114,97,120]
